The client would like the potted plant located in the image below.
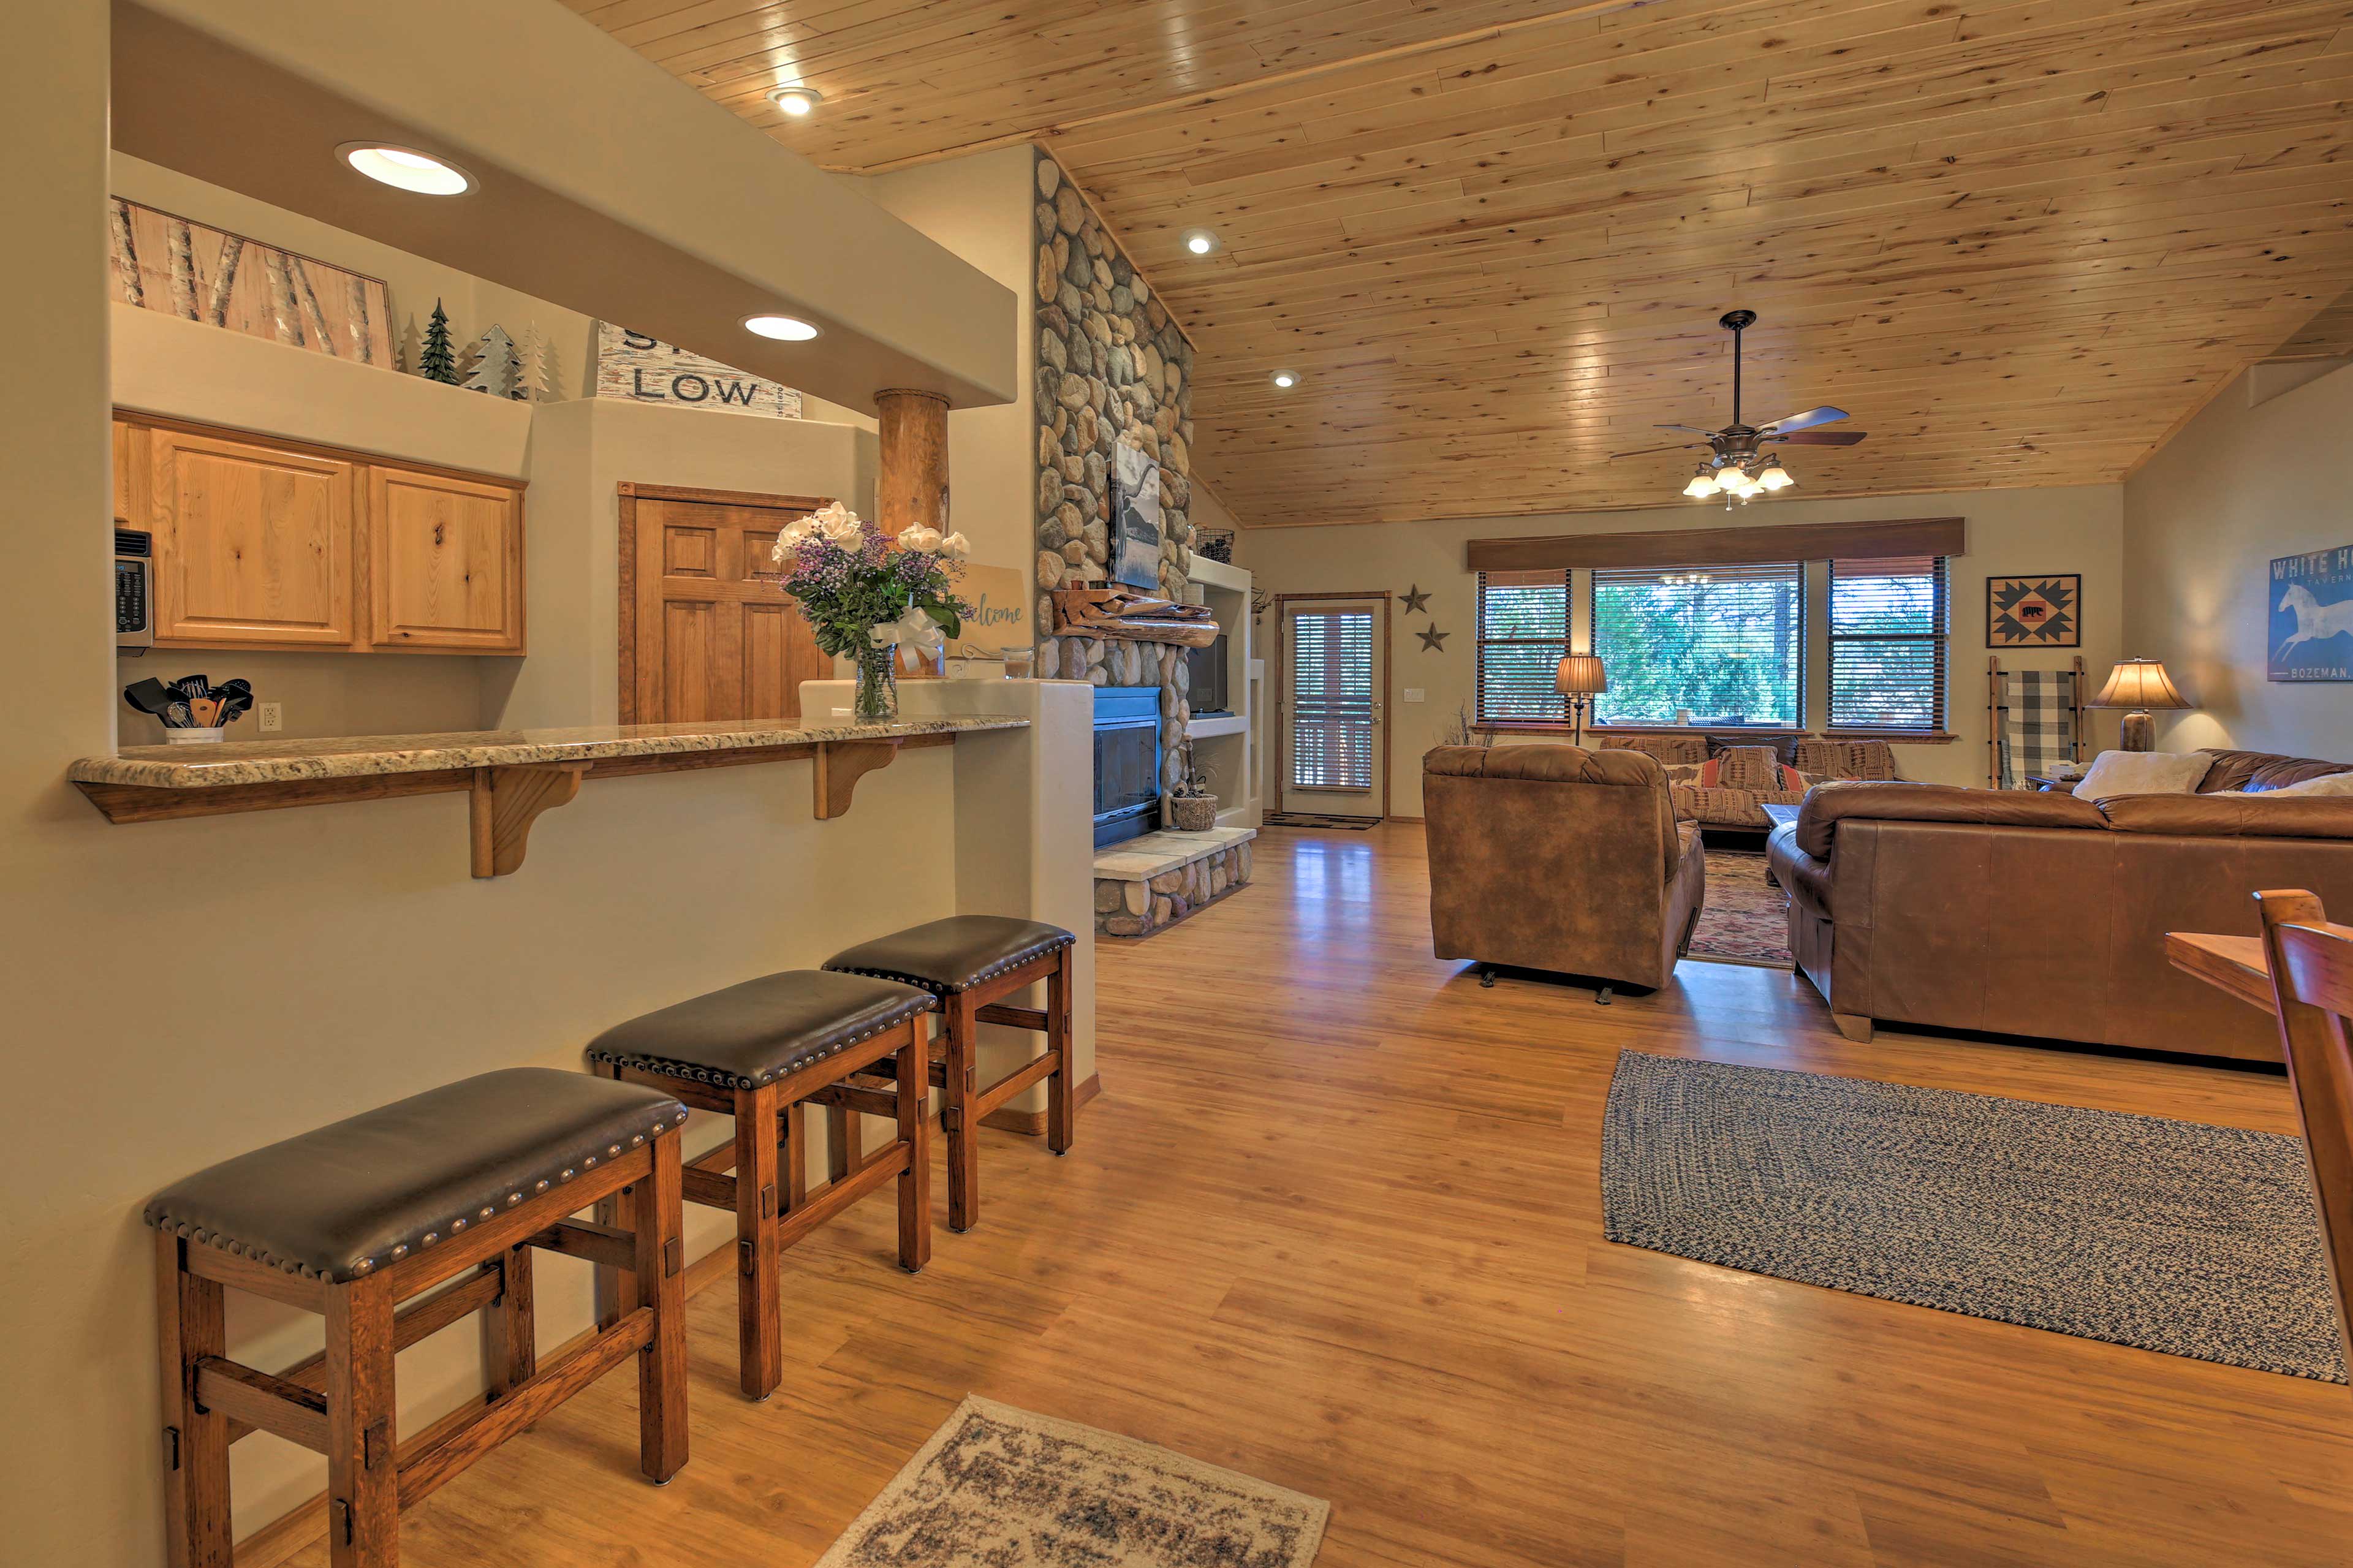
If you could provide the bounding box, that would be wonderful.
[1168,751,1219,831]
[770,502,972,721]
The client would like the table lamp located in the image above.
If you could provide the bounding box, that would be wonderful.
[1557,654,1608,748]
[2087,657,2189,752]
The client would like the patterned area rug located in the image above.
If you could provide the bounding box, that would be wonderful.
[817,1396,1330,1566]
[1684,848,1792,969]
[1602,1051,2346,1382]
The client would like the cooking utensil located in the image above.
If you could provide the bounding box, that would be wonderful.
[123,678,178,719]
[164,700,192,728]
[190,697,222,727]
[173,673,211,702]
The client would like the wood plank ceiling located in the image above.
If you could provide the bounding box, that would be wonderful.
[577,0,2353,526]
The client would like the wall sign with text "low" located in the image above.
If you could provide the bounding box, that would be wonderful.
[593,323,803,419]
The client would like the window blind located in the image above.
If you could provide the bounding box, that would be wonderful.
[1828,555,1949,731]
[1589,562,1803,728]
[1288,608,1374,790]
[1475,569,1571,723]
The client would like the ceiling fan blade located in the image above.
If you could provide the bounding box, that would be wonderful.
[1775,430,1866,446]
[1757,406,1848,435]
[1608,441,1707,460]
[1654,423,1720,434]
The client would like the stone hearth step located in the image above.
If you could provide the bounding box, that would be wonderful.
[1093,827,1255,938]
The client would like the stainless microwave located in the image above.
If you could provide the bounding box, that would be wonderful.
[115,528,153,649]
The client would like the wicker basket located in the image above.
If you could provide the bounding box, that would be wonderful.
[1167,795,1219,832]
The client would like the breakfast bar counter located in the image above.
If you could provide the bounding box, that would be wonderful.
[69,714,1029,876]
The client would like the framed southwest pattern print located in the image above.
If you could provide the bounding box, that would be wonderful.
[1987,575,2080,648]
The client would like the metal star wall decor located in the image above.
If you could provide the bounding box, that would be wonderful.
[1398,585,1431,615]
[1417,624,1449,652]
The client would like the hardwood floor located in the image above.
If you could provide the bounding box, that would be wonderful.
[287,822,2350,1566]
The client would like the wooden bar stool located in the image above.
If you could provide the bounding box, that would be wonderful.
[824,916,1077,1232]
[146,1068,690,1568]
[586,969,934,1403]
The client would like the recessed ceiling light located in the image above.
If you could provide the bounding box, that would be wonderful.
[768,85,824,116]
[1181,229,1219,256]
[1271,370,1298,389]
[338,143,475,196]
[743,314,820,341]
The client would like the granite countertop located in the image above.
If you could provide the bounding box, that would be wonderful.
[70,716,1029,789]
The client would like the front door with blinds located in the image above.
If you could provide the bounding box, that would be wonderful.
[1281,596,1388,819]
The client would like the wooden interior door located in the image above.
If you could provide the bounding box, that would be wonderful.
[368,468,525,653]
[1278,593,1391,820]
[148,425,355,647]
[619,483,831,725]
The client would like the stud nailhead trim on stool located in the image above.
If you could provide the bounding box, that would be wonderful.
[584,1010,933,1091]
[828,934,1075,995]
[144,1108,689,1281]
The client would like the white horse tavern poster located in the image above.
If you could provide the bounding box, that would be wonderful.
[593,324,803,419]
[2271,545,2353,682]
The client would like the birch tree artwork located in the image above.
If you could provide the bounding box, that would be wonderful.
[107,198,391,365]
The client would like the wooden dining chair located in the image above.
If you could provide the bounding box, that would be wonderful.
[2256,889,2353,1389]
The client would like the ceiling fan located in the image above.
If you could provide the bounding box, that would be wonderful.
[1610,309,1867,503]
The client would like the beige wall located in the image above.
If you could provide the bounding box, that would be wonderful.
[1238,487,2124,817]
[2125,363,2353,760]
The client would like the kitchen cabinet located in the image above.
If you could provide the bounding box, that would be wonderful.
[116,412,525,655]
[368,468,525,653]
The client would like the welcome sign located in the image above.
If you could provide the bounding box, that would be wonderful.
[2270,545,2353,682]
[593,323,803,419]
[946,564,1031,658]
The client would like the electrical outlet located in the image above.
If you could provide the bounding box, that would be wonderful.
[257,702,284,734]
[1403,688,1425,703]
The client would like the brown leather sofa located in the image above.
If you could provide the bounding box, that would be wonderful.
[1425,744,1705,993]
[1765,748,2353,1059]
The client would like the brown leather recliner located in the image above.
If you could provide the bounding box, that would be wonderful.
[1424,744,1706,992]
[1766,750,2353,1060]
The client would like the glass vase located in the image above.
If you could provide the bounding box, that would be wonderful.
[854,643,900,723]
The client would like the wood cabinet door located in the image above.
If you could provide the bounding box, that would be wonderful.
[620,485,830,724]
[367,468,525,653]
[149,426,355,646]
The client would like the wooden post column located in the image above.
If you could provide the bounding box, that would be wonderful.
[874,389,950,540]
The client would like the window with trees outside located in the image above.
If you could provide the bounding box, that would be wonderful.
[1590,564,1803,729]
[1828,556,1949,732]
[1474,570,1571,724]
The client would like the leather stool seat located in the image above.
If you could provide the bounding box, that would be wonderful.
[585,970,935,1090]
[823,916,1075,995]
[144,1067,686,1283]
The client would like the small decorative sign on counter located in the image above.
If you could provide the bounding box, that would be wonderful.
[593,323,803,419]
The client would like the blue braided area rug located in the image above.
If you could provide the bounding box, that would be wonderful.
[1602,1051,2344,1382]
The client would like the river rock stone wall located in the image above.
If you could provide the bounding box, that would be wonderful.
[1095,839,1251,938]
[1031,146,1197,792]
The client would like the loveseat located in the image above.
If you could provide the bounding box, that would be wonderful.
[1597,735,1900,830]
[1424,744,1705,993]
[1764,748,2353,1059]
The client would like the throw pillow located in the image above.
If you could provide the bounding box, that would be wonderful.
[2071,749,2215,800]
[1713,744,1787,792]
[2265,771,2353,797]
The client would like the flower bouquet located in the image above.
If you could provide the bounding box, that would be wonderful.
[771,502,972,722]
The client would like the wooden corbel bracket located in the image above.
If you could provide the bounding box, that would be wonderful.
[470,763,589,879]
[813,740,903,821]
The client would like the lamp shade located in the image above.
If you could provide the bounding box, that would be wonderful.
[2087,657,2189,711]
[1556,654,1608,696]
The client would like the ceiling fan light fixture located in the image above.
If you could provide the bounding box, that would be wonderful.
[1757,460,1794,491]
[1683,469,1719,499]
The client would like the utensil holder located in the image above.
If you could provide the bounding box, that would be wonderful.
[164,727,227,744]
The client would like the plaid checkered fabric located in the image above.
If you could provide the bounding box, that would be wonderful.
[1998,669,2078,788]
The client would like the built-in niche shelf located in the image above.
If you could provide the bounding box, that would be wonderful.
[1181,557,1259,828]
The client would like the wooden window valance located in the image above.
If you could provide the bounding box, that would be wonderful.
[1464,517,1965,574]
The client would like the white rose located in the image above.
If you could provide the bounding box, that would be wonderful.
[898,525,943,555]
[940,531,971,561]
